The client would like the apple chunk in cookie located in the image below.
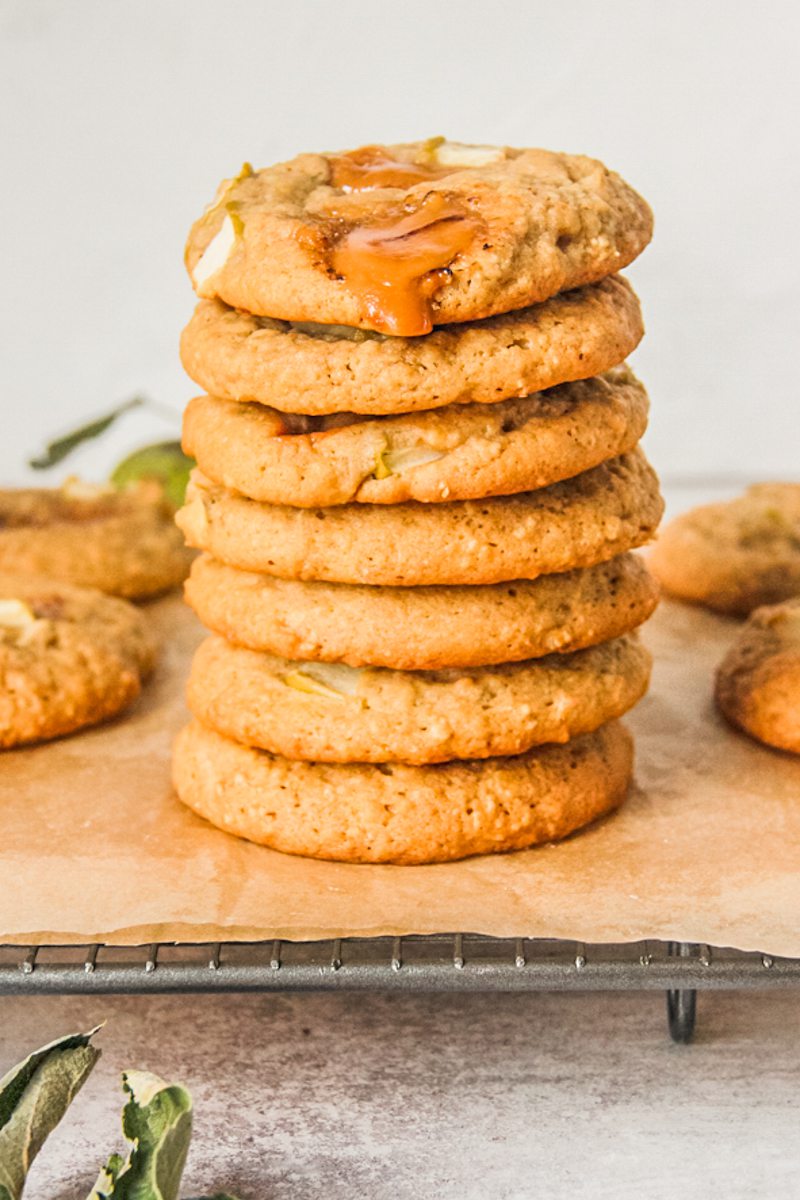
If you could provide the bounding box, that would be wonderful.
[181,366,649,507]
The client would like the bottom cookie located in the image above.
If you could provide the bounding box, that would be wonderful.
[172,719,633,864]
[715,598,800,754]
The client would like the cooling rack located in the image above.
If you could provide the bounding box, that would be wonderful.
[2,936,799,1043]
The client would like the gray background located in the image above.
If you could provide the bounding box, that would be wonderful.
[1,0,798,485]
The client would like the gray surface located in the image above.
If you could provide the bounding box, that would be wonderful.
[4,989,800,1199]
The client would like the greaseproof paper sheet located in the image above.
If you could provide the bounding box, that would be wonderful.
[1,595,798,954]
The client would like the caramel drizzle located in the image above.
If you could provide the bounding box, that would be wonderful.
[307,193,480,337]
[329,144,454,193]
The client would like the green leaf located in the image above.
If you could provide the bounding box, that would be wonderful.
[110,442,195,510]
[87,1070,193,1200]
[0,1026,102,1200]
[89,1154,126,1198]
[28,398,146,470]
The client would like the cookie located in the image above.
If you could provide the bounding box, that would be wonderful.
[172,718,633,863]
[186,552,658,669]
[182,366,649,508]
[176,451,663,587]
[185,552,659,669]
[187,633,650,764]
[184,141,652,335]
[0,573,157,748]
[0,479,194,599]
[180,276,643,415]
[650,484,800,615]
[715,599,800,753]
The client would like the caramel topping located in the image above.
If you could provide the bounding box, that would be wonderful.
[329,145,454,193]
[327,193,481,336]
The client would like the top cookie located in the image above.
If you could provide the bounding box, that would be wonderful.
[184,140,653,335]
[650,483,800,615]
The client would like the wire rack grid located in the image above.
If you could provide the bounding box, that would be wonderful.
[2,936,799,1043]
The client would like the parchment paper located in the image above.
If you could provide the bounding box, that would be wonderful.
[1,594,799,955]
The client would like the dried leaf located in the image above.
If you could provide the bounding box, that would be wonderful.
[88,1070,193,1200]
[0,1026,102,1200]
[28,398,145,470]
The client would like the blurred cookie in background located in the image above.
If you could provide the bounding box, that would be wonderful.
[0,478,193,599]
[716,598,800,754]
[0,573,158,748]
[650,483,800,615]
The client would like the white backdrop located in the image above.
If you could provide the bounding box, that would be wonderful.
[1,0,798,486]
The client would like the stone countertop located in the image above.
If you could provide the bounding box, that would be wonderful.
[3,989,799,1199]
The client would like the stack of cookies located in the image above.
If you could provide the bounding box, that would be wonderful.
[172,139,662,864]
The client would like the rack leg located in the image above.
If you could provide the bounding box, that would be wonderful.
[666,941,697,1043]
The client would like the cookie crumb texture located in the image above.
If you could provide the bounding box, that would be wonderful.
[716,599,800,753]
[182,366,649,507]
[650,484,800,615]
[187,633,650,763]
[184,143,653,335]
[0,481,194,599]
[185,552,659,669]
[176,450,663,586]
[173,719,633,864]
[0,573,157,748]
[180,275,643,415]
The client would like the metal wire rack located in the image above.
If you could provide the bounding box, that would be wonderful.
[2,936,799,1042]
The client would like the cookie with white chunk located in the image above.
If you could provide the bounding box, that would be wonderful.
[187,633,650,764]
[184,141,652,335]
[182,366,648,507]
[0,574,157,748]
